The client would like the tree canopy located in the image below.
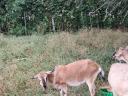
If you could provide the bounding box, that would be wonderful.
[0,0,128,35]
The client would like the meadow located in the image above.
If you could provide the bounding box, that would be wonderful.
[0,29,128,96]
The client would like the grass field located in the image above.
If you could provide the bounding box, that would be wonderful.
[0,29,128,96]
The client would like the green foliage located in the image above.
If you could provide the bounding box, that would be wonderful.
[0,0,128,35]
[104,0,128,22]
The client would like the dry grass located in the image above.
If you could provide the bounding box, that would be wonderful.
[0,29,128,96]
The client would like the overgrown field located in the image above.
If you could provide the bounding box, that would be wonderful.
[0,29,128,96]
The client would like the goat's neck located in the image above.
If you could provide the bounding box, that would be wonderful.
[47,73,54,83]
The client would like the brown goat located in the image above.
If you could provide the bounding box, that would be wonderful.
[53,59,104,96]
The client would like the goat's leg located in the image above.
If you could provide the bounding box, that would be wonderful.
[86,80,96,96]
[87,73,99,96]
[89,84,96,96]
[63,86,67,96]
[39,80,47,93]
[60,89,63,96]
[112,89,118,96]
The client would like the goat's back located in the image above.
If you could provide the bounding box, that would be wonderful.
[54,59,100,84]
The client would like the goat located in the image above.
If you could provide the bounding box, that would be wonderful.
[108,63,128,96]
[113,47,128,63]
[31,71,54,93]
[53,59,105,96]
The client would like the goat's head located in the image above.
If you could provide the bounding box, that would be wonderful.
[32,71,53,92]
[113,47,128,63]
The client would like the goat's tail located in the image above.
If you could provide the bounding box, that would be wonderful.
[98,67,105,81]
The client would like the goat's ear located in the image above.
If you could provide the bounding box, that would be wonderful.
[41,75,48,90]
[112,51,116,56]
[112,48,117,56]
[43,74,48,83]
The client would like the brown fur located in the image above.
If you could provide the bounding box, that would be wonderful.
[53,59,104,96]
[47,73,54,83]
[32,71,54,92]
[113,47,128,63]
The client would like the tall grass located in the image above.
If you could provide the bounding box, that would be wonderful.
[0,29,128,96]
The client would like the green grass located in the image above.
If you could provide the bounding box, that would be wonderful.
[0,29,128,96]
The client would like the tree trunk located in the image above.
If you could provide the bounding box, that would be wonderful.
[52,16,55,32]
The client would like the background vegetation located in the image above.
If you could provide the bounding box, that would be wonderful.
[0,0,128,96]
[0,29,128,96]
[0,0,128,35]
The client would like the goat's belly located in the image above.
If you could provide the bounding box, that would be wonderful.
[67,80,86,86]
